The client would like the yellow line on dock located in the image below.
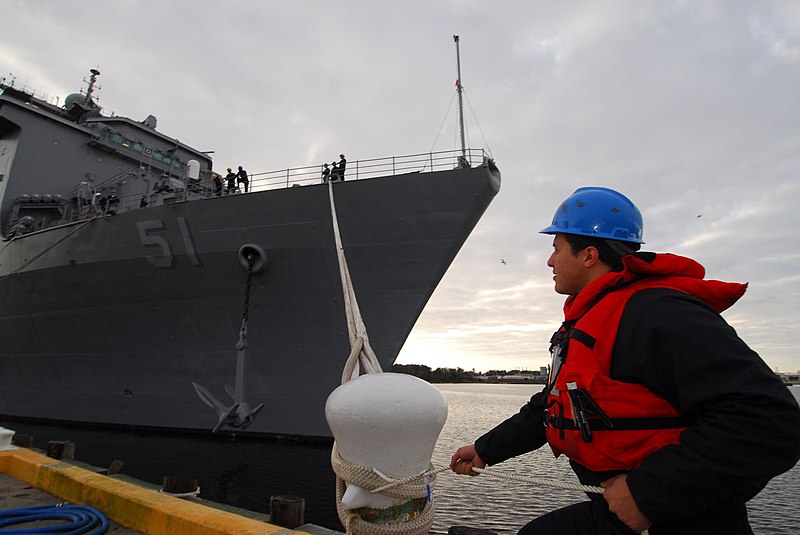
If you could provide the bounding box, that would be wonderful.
[1,447,310,535]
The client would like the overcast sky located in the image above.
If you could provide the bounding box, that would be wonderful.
[3,1,798,374]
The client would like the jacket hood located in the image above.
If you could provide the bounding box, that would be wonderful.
[565,252,748,319]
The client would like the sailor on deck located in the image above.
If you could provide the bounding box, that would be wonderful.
[335,153,347,181]
[237,166,249,193]
[211,172,223,196]
[224,168,237,195]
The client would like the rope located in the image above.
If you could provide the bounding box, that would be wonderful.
[0,504,109,534]
[332,444,436,535]
[424,91,458,170]
[159,487,201,499]
[371,467,437,496]
[327,180,382,383]
[463,89,494,159]
[471,467,603,494]
[0,216,98,287]
[336,456,654,535]
[332,444,437,501]
[358,462,603,496]
[329,182,439,535]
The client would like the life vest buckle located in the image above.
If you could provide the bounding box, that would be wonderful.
[544,400,566,440]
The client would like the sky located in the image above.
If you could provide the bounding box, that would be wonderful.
[2,1,798,374]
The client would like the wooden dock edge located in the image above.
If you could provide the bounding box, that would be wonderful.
[0,447,311,535]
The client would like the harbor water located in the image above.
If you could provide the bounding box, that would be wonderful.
[4,383,799,534]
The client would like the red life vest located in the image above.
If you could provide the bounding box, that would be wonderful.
[544,253,747,472]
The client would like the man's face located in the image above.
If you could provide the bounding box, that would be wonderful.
[547,234,589,296]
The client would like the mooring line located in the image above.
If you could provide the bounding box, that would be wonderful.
[368,464,604,495]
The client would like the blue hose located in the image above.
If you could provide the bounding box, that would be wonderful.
[0,504,109,534]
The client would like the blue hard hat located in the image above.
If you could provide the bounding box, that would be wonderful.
[539,186,644,244]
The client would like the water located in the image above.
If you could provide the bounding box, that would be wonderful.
[4,384,799,534]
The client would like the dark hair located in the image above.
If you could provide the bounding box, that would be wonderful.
[561,234,640,272]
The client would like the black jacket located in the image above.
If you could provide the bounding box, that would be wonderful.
[475,288,800,534]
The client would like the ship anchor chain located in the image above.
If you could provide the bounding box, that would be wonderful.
[193,244,268,433]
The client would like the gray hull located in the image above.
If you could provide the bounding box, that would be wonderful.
[0,164,500,437]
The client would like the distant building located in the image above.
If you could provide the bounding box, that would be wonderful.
[776,372,799,385]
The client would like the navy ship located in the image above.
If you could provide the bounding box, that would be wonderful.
[0,68,499,439]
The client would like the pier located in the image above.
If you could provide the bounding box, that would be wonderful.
[0,445,339,535]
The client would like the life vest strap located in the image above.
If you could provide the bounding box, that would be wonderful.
[549,325,596,350]
[569,328,596,349]
[548,415,693,432]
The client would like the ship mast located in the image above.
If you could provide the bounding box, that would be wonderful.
[83,68,101,106]
[453,35,468,167]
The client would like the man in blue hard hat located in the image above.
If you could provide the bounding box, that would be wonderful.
[450,187,800,534]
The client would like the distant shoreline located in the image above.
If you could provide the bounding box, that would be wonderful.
[392,364,799,386]
[391,363,547,384]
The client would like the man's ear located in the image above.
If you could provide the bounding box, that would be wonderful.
[582,246,601,268]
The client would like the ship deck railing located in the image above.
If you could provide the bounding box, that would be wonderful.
[0,78,62,108]
[99,148,487,209]
[23,148,489,230]
[109,148,487,210]
[247,148,487,192]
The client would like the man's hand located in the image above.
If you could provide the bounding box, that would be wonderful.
[449,444,486,476]
[601,474,651,533]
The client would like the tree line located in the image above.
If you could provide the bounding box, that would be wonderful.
[391,364,547,384]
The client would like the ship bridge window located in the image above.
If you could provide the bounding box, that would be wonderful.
[154,151,163,161]
[133,142,143,152]
[172,160,182,169]
[111,133,124,144]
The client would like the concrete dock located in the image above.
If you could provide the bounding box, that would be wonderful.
[0,446,340,535]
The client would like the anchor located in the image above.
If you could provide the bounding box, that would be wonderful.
[193,244,267,433]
